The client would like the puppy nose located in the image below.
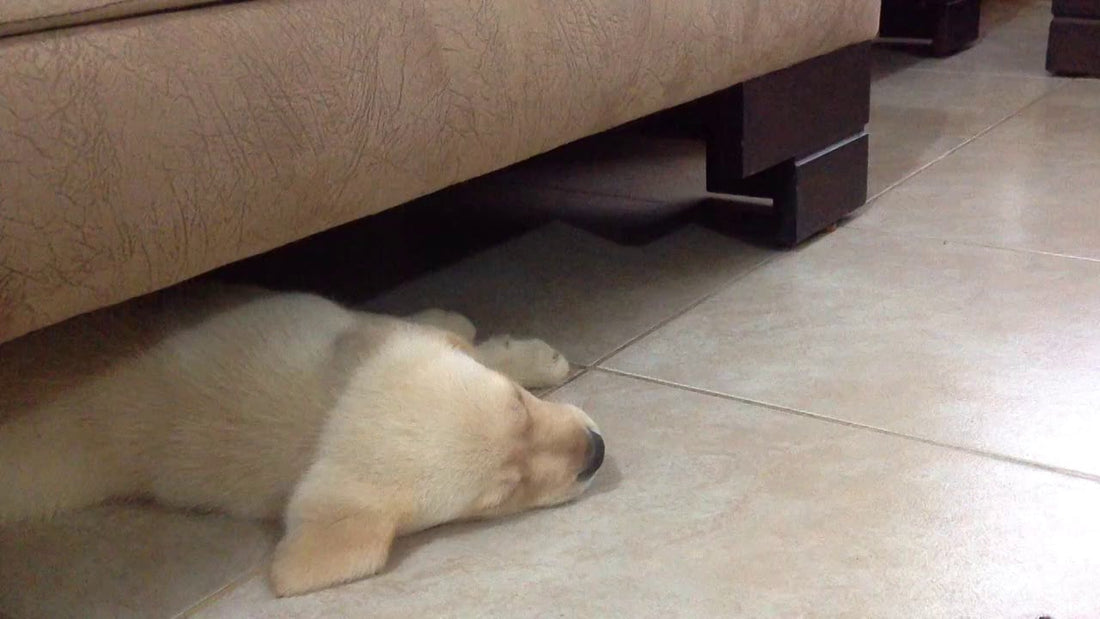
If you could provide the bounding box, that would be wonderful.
[577,429,604,482]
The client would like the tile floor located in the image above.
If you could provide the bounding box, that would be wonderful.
[4,1,1099,617]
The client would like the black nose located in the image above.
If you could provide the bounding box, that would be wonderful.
[578,429,604,482]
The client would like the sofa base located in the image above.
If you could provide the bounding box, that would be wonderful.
[1047,1,1100,76]
[879,0,981,57]
[708,134,869,246]
[703,43,871,246]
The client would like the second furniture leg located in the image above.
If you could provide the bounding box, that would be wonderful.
[880,0,982,57]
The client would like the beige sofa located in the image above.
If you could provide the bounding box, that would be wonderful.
[0,0,880,344]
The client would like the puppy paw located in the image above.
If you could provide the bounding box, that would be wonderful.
[407,309,477,342]
[477,336,571,388]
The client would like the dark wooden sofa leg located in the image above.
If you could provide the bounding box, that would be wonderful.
[704,44,871,247]
[1047,0,1100,76]
[879,0,982,57]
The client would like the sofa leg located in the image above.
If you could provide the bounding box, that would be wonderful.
[879,0,981,57]
[703,43,871,247]
[1047,1,1100,76]
[712,134,869,247]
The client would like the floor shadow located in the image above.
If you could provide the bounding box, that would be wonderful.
[870,44,931,81]
[211,129,783,301]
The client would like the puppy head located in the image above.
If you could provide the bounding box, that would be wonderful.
[271,338,602,596]
[461,384,603,519]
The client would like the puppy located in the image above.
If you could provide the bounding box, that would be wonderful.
[0,283,604,596]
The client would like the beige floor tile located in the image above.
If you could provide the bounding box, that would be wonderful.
[193,371,1100,618]
[866,63,1058,196]
[867,124,971,198]
[870,69,1057,137]
[606,229,1100,477]
[0,505,275,619]
[858,80,1100,260]
[365,222,772,366]
[985,78,1100,153]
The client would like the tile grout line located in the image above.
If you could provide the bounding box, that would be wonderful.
[862,78,1072,205]
[845,224,1100,266]
[541,366,596,399]
[594,366,1100,485]
[543,252,783,400]
[853,78,1100,266]
[945,240,1100,265]
[174,559,269,618]
[589,252,782,368]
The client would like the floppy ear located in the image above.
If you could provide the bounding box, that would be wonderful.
[270,509,396,597]
[269,461,400,597]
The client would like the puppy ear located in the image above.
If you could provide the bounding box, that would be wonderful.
[270,510,396,597]
[270,464,399,597]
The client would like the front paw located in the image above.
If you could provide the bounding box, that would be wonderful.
[478,336,571,388]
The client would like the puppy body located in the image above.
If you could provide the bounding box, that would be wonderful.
[0,284,598,595]
[1,286,360,521]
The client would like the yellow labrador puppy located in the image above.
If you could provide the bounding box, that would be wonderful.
[0,283,604,596]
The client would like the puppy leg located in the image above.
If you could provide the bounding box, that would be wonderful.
[270,466,398,597]
[474,336,571,389]
[406,309,477,343]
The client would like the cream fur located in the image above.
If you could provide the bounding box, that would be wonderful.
[0,283,601,596]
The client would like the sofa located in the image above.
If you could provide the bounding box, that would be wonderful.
[0,0,881,345]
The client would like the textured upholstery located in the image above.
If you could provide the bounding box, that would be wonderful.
[0,0,880,343]
[0,0,214,37]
